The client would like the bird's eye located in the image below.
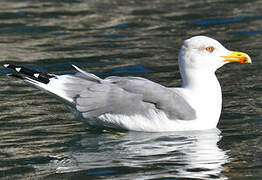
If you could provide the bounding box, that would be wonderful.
[205,46,214,53]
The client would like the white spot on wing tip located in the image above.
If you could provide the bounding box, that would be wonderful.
[15,67,21,72]
[34,73,40,78]
[3,64,9,68]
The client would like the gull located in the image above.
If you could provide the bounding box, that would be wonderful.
[4,36,251,132]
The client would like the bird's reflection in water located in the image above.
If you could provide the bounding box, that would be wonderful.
[40,129,229,179]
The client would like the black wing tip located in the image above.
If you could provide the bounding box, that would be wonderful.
[3,63,55,84]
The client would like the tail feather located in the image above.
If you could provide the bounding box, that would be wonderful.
[72,64,102,83]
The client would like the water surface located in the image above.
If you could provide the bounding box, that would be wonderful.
[0,0,261,179]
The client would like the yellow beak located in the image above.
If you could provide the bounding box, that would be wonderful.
[221,51,252,63]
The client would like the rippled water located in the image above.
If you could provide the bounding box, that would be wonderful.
[0,0,261,179]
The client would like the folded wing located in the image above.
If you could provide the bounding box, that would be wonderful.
[71,67,196,120]
[4,64,196,121]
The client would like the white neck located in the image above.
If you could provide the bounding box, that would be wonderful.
[179,67,222,128]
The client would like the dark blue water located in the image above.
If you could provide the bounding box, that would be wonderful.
[0,0,261,179]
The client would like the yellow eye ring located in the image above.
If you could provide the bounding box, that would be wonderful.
[206,46,214,53]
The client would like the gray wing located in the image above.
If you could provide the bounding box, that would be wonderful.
[103,76,196,120]
[67,68,196,120]
[74,81,154,118]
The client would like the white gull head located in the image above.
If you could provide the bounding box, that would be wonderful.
[176,36,251,130]
[179,36,231,72]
